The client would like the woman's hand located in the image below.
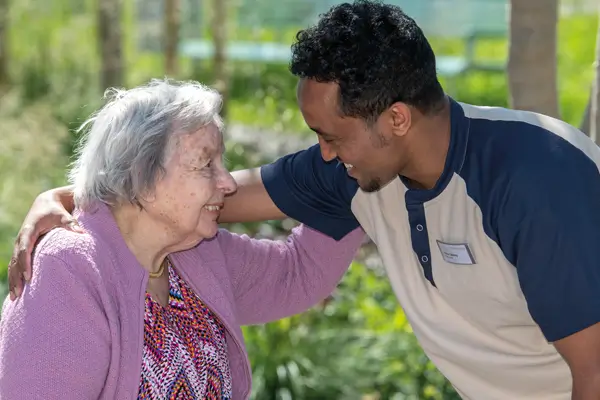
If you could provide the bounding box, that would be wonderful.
[8,186,82,300]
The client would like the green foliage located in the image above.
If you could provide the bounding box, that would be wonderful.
[244,262,461,400]
[0,1,598,398]
[0,92,71,286]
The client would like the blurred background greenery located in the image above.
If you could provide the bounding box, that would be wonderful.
[0,0,598,398]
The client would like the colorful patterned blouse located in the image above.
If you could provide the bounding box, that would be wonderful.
[137,262,233,399]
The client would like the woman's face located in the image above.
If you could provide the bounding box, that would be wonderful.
[146,123,236,246]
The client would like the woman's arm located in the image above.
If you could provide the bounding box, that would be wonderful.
[0,246,110,399]
[217,225,365,325]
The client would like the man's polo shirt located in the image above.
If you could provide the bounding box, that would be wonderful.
[260,98,600,399]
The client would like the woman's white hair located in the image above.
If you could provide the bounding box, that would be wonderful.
[69,78,223,210]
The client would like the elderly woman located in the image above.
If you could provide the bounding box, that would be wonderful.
[0,79,363,400]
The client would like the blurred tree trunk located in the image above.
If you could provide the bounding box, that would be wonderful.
[0,0,8,87]
[164,0,180,76]
[507,0,560,118]
[211,0,229,118]
[98,0,124,90]
[586,9,600,143]
[581,90,592,135]
[579,7,600,145]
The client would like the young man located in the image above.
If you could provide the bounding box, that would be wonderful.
[8,1,600,398]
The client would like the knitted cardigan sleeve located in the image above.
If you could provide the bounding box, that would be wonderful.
[217,224,364,325]
[0,234,111,399]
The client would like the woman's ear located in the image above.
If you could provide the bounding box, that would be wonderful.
[135,188,157,209]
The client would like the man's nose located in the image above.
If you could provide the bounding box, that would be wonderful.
[318,137,337,162]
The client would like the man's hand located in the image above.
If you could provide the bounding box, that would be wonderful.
[8,186,80,300]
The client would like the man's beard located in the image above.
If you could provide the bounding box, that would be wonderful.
[360,177,382,193]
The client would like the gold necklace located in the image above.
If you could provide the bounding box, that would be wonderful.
[149,257,168,279]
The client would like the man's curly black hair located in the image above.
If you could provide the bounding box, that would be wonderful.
[290,0,445,122]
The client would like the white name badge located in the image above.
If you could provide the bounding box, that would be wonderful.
[436,241,476,265]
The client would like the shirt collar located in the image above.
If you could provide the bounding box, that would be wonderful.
[403,97,471,205]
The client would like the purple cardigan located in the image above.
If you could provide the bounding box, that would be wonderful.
[0,203,364,399]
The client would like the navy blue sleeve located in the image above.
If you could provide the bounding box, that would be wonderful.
[496,146,600,342]
[260,144,360,240]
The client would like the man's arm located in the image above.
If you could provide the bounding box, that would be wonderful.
[9,169,282,295]
[496,152,600,399]
[8,185,79,299]
[554,325,600,399]
[219,168,287,223]
[258,144,360,240]
[10,145,359,296]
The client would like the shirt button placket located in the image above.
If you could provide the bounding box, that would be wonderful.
[406,201,435,286]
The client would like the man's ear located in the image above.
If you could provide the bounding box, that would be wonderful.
[389,102,412,137]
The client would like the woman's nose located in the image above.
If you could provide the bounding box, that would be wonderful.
[218,170,238,195]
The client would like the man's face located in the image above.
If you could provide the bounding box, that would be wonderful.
[297,79,409,192]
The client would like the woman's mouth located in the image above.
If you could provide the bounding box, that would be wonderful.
[204,204,223,212]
